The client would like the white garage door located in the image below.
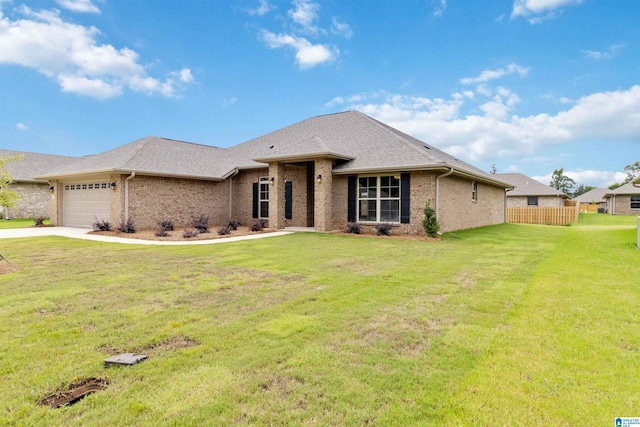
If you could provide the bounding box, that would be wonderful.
[63,182,111,228]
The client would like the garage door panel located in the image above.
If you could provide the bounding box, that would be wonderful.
[63,182,111,228]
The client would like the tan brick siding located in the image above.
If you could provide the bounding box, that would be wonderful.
[4,182,50,219]
[438,176,505,232]
[507,195,565,208]
[124,175,229,229]
[610,195,640,215]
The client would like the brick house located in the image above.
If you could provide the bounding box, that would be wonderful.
[38,111,512,233]
[497,173,569,208]
[1,149,78,219]
[604,181,640,215]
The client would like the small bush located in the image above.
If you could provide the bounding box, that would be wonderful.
[118,217,136,234]
[34,217,46,227]
[375,223,392,236]
[249,219,265,232]
[192,215,210,234]
[217,226,231,235]
[183,228,199,238]
[346,222,361,234]
[227,219,240,230]
[154,227,169,237]
[157,219,174,232]
[422,200,440,237]
[92,218,111,232]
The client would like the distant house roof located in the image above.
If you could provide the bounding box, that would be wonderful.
[573,188,609,204]
[497,173,569,198]
[37,111,512,188]
[0,149,79,183]
[605,181,640,196]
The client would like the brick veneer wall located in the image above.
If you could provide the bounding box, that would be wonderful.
[4,182,50,219]
[610,195,640,215]
[438,175,505,232]
[124,175,229,229]
[507,195,565,208]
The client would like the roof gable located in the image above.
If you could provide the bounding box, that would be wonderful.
[607,181,640,195]
[0,149,79,182]
[573,188,609,203]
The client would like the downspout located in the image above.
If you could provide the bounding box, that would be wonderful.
[435,167,454,219]
[124,172,136,222]
[227,168,239,220]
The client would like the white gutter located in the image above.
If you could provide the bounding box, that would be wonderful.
[435,168,454,219]
[124,172,136,222]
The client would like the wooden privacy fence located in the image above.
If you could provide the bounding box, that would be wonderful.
[507,204,580,226]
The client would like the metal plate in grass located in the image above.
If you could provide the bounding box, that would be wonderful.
[104,353,148,367]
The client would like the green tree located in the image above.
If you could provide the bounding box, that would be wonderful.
[549,167,576,196]
[608,182,622,190]
[572,184,596,198]
[489,164,497,174]
[623,161,640,184]
[0,155,23,215]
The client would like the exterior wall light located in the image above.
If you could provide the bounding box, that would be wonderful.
[49,186,55,193]
[110,182,117,190]
[270,177,275,185]
[316,174,322,183]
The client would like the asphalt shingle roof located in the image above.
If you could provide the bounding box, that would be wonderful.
[573,188,609,203]
[497,173,569,197]
[606,181,640,195]
[36,111,511,188]
[0,149,79,182]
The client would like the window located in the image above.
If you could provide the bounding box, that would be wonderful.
[259,177,270,218]
[631,195,640,209]
[471,181,478,202]
[527,196,539,206]
[358,175,400,222]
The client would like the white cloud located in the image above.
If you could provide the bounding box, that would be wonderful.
[247,0,274,16]
[0,5,193,99]
[16,122,28,130]
[260,30,337,69]
[582,43,624,60]
[334,85,640,163]
[288,0,321,35]
[533,170,628,188]
[331,17,353,39]
[56,0,100,14]
[222,96,238,107]
[460,63,529,85]
[511,0,583,23]
[433,0,447,17]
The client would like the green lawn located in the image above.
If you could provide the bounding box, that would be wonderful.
[0,217,638,426]
[0,218,49,229]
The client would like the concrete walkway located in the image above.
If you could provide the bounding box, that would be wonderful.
[0,227,293,245]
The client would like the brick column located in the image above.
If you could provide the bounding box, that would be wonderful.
[314,158,333,232]
[269,162,286,229]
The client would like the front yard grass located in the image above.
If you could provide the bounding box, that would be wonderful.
[0,218,638,425]
[0,218,49,229]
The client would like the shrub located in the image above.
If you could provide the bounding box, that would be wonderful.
[154,227,169,237]
[227,219,240,230]
[346,222,361,234]
[118,217,136,234]
[157,219,174,232]
[422,200,440,237]
[34,217,46,227]
[217,226,231,235]
[92,218,111,232]
[183,228,199,238]
[375,223,392,236]
[249,219,265,232]
[192,215,210,233]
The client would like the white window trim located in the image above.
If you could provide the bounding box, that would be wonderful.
[259,176,270,218]
[631,194,640,210]
[357,175,401,224]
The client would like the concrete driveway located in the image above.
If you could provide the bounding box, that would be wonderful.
[0,227,292,245]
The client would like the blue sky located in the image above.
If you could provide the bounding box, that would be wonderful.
[1,0,638,188]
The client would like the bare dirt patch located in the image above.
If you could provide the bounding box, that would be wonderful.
[98,335,199,356]
[41,378,108,408]
[0,263,19,274]
[90,225,274,242]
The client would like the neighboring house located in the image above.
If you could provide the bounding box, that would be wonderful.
[497,173,569,207]
[573,188,608,212]
[604,182,640,215]
[37,111,512,233]
[0,149,79,219]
